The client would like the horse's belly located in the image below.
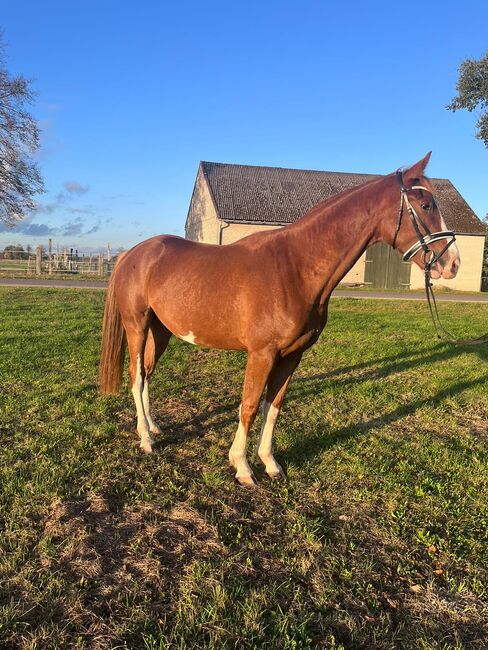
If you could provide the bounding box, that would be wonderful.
[172,326,244,350]
[151,301,245,351]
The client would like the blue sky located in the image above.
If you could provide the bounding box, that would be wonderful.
[1,0,487,252]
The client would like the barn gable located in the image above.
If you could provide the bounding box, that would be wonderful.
[185,165,220,243]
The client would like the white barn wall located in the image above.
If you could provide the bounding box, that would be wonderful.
[221,222,366,283]
[342,253,366,284]
[221,223,282,244]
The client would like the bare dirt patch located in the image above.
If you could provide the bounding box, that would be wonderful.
[38,494,224,647]
[44,493,223,576]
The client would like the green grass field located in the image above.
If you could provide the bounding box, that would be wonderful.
[0,287,487,649]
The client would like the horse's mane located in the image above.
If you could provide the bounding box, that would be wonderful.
[292,172,388,228]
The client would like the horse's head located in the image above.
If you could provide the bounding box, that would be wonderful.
[391,153,460,280]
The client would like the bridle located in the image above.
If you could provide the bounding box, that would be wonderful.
[393,170,488,345]
[393,170,456,266]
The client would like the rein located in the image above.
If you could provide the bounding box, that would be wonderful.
[394,171,488,346]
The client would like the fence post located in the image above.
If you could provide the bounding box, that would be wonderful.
[48,238,52,275]
[98,252,104,276]
[36,246,42,275]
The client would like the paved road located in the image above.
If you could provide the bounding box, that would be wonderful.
[1,277,488,302]
[0,278,108,290]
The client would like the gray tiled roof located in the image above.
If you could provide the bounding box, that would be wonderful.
[201,161,487,235]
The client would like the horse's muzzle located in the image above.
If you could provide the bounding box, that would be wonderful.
[430,255,460,280]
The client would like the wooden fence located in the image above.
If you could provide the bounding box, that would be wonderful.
[0,246,116,277]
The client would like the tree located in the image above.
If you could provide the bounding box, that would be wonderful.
[3,244,25,259]
[483,215,488,286]
[0,33,44,225]
[447,51,488,147]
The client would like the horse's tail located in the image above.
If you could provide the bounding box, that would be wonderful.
[99,254,127,394]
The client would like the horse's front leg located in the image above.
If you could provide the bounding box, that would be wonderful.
[229,349,275,486]
[256,352,303,479]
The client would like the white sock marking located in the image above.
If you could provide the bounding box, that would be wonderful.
[131,354,153,452]
[229,405,253,480]
[256,400,282,476]
[142,380,162,435]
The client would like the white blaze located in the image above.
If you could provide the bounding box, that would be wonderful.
[440,213,460,276]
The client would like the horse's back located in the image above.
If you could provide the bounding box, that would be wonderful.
[117,233,276,288]
[111,232,296,350]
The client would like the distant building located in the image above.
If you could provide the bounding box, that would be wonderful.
[185,161,487,291]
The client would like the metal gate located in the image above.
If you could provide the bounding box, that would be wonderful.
[364,242,411,289]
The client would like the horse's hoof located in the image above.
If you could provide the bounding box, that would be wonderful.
[149,424,162,435]
[267,466,286,481]
[236,473,257,487]
[140,441,154,454]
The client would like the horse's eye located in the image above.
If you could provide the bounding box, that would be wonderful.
[421,202,431,211]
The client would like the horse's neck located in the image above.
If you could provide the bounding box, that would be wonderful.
[285,178,392,302]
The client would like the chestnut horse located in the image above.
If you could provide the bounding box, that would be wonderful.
[99,153,460,485]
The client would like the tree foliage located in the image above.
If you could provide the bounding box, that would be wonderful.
[483,216,488,283]
[2,244,27,259]
[448,51,488,147]
[0,34,44,225]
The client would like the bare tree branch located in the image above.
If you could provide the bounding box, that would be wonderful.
[0,33,44,225]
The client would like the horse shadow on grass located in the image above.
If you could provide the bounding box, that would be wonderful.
[293,339,486,388]
[283,342,487,469]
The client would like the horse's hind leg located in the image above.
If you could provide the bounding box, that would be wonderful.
[143,314,172,436]
[256,352,303,479]
[125,315,154,453]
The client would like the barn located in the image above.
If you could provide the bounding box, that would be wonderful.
[185,161,487,291]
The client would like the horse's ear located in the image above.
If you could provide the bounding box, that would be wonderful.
[403,151,432,183]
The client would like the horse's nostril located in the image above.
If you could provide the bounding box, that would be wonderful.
[448,258,460,277]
